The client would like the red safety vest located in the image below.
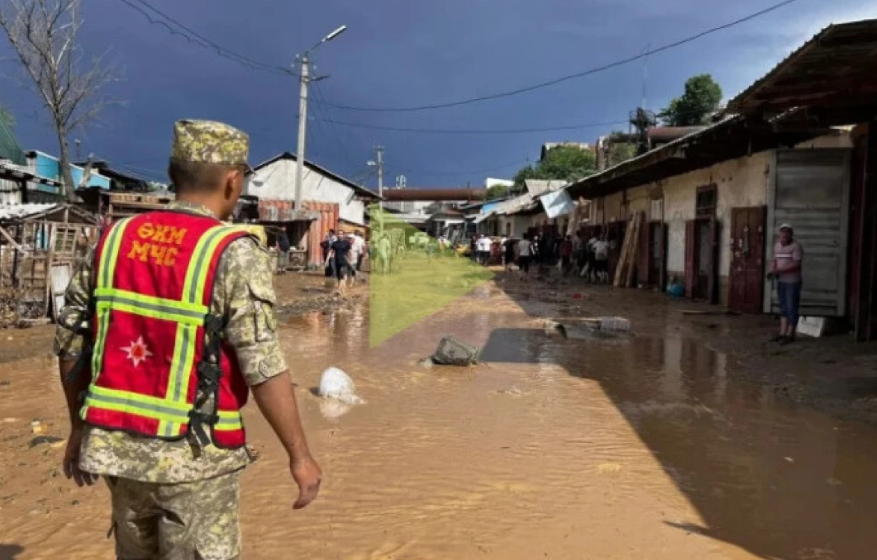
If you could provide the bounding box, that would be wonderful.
[81,210,252,448]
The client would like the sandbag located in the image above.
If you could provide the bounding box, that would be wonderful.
[318,367,365,405]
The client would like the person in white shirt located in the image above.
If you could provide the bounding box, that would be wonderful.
[476,235,493,265]
[351,232,366,272]
[592,235,610,283]
[516,234,533,281]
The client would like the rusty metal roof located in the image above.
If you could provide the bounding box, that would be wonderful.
[728,19,877,116]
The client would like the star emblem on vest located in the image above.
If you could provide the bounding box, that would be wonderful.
[121,336,153,367]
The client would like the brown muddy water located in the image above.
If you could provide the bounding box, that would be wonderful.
[2,283,877,559]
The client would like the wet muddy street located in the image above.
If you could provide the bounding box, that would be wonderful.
[3,278,877,559]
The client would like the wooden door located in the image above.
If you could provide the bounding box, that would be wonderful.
[729,207,766,313]
[684,220,696,299]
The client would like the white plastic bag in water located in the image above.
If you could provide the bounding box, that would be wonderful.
[318,367,366,405]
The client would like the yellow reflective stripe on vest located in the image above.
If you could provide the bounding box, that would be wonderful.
[94,288,209,326]
[162,225,249,437]
[182,225,245,305]
[86,220,249,439]
[91,218,135,385]
[82,386,243,430]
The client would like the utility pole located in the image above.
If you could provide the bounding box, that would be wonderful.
[292,25,347,216]
[294,58,309,215]
[374,145,385,202]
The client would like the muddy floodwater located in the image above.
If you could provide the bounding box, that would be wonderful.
[2,282,877,559]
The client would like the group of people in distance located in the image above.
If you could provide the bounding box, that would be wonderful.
[495,231,611,283]
[320,229,366,295]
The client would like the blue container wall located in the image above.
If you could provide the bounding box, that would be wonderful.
[33,152,110,189]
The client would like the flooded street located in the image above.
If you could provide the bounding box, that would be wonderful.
[3,279,877,559]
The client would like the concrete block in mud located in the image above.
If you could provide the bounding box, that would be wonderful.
[430,336,481,366]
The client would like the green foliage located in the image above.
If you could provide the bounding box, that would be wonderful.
[513,145,597,186]
[0,103,14,129]
[485,183,510,200]
[659,74,723,126]
[608,142,637,167]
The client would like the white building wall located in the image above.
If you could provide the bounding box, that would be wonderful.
[660,150,772,279]
[248,158,366,225]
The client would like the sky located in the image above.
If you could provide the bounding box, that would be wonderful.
[1,0,876,190]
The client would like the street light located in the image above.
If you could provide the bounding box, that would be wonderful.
[294,25,347,216]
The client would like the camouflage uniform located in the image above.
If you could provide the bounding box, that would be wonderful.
[55,120,286,560]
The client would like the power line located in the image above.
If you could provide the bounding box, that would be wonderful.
[117,0,294,77]
[314,0,806,112]
[315,117,630,135]
[387,158,530,180]
[312,81,361,169]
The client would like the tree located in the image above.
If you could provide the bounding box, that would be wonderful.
[512,145,597,188]
[513,164,543,186]
[659,74,723,127]
[485,183,510,200]
[607,142,637,167]
[0,103,15,130]
[0,0,120,201]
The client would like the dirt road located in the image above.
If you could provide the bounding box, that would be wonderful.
[1,264,876,559]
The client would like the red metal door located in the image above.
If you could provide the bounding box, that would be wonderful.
[684,220,696,299]
[657,222,667,292]
[728,207,766,313]
[706,216,720,304]
[637,213,650,286]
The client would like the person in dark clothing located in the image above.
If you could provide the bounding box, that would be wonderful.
[327,232,352,295]
[560,235,573,276]
[321,229,337,262]
[503,237,516,272]
[276,230,291,274]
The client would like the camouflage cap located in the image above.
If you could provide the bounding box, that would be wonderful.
[171,119,251,168]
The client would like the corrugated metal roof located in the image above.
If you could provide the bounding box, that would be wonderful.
[524,180,567,197]
[728,19,877,115]
[0,160,62,187]
[0,203,60,220]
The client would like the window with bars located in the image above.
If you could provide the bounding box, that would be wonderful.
[695,185,717,217]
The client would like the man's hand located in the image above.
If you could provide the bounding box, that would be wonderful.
[63,427,97,487]
[291,455,322,509]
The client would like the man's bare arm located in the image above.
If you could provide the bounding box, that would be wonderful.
[251,374,322,509]
[58,358,90,430]
[251,373,312,461]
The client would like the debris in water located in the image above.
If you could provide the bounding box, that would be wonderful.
[29,436,64,448]
[245,445,262,463]
[429,336,480,366]
[30,420,47,435]
[827,477,843,486]
[784,457,795,463]
[417,357,435,369]
[596,463,623,474]
[318,367,366,405]
[599,316,631,333]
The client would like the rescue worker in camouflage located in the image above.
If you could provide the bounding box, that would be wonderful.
[55,119,322,560]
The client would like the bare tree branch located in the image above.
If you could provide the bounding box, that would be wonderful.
[0,0,122,201]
